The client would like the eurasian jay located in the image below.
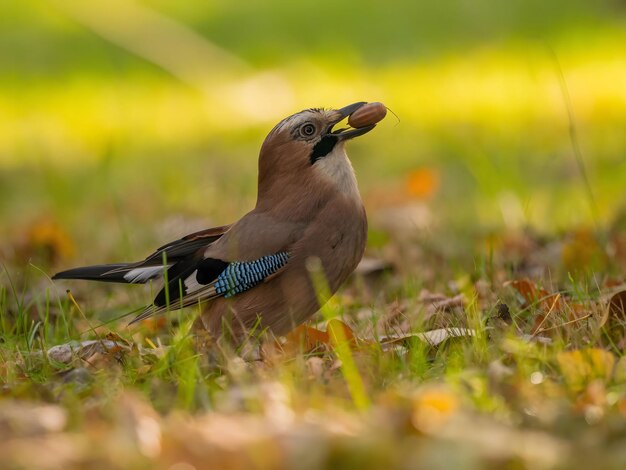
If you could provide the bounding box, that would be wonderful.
[53,102,385,339]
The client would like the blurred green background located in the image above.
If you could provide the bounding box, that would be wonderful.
[2,0,626,267]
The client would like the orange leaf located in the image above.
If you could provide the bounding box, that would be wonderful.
[327,319,357,345]
[282,325,329,354]
[507,279,569,334]
[506,279,564,311]
[406,168,439,199]
[138,316,168,333]
[20,218,75,263]
[279,321,362,356]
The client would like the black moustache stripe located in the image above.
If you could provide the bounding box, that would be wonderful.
[310,135,338,164]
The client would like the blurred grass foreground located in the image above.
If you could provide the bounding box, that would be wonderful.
[3,1,626,469]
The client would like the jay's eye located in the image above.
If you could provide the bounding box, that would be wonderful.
[300,123,316,137]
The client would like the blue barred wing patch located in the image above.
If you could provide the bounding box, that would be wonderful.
[214,252,289,298]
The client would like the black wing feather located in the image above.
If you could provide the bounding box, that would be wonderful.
[153,257,229,307]
[106,224,231,274]
[52,225,231,284]
[52,264,132,283]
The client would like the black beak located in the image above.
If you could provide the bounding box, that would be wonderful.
[336,102,367,120]
[330,102,376,141]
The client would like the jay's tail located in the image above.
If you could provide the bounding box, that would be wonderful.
[52,264,164,284]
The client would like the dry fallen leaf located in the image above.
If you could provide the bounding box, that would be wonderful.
[381,327,476,350]
[326,318,357,346]
[608,290,626,319]
[281,325,330,354]
[419,289,466,321]
[505,279,564,312]
[599,290,626,347]
[505,279,590,334]
[276,320,361,357]
[47,339,131,365]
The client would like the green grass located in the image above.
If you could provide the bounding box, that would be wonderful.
[2,227,626,467]
[3,1,626,468]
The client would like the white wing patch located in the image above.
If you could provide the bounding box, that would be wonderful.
[183,271,204,293]
[123,266,169,283]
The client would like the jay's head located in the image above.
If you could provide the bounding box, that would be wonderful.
[257,102,376,204]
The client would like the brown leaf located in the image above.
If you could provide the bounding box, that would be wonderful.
[374,300,410,337]
[419,289,466,321]
[381,327,476,350]
[600,290,626,347]
[137,316,168,333]
[105,331,132,347]
[506,279,564,311]
[47,340,131,365]
[282,325,330,354]
[326,319,357,345]
[273,320,364,358]
[505,279,572,334]
[608,290,626,319]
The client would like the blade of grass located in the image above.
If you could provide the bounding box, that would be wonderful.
[547,46,600,230]
[306,257,370,411]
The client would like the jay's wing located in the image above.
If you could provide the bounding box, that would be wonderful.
[52,224,231,284]
[131,213,303,324]
[53,212,300,325]
[129,251,290,324]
